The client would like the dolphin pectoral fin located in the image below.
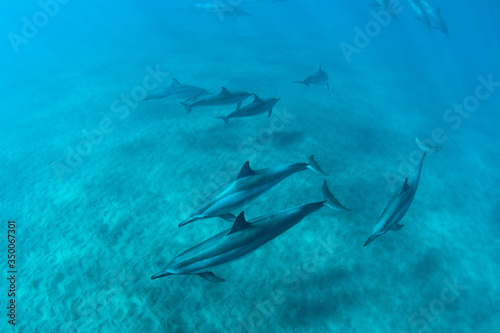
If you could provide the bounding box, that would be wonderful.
[322,180,351,211]
[326,83,330,91]
[236,101,242,110]
[268,109,272,117]
[181,102,192,115]
[307,155,329,176]
[220,213,236,222]
[197,272,226,283]
[400,178,411,194]
[392,224,404,231]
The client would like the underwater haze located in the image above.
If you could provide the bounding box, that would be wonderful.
[1,0,500,332]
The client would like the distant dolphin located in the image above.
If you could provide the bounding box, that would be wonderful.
[364,139,440,246]
[181,87,253,114]
[188,2,251,19]
[408,0,448,34]
[371,0,399,21]
[179,155,328,227]
[152,182,347,282]
[216,95,279,124]
[294,65,329,90]
[143,78,211,102]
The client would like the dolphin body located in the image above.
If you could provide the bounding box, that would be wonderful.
[371,0,399,20]
[179,155,328,227]
[143,78,211,102]
[408,0,448,34]
[294,65,329,90]
[364,139,440,246]
[181,87,253,114]
[152,201,331,282]
[216,95,279,124]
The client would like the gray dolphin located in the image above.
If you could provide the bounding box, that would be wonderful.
[216,95,279,124]
[179,155,328,227]
[143,78,211,102]
[408,0,448,34]
[181,87,253,114]
[152,199,334,282]
[364,139,440,246]
[294,65,329,90]
[371,0,399,20]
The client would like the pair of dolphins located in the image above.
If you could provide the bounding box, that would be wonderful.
[151,156,350,282]
[408,0,448,34]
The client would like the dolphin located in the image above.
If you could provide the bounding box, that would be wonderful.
[143,78,211,102]
[216,95,279,124]
[371,0,399,21]
[408,0,448,34]
[188,2,251,19]
[181,87,253,114]
[152,188,345,282]
[179,155,328,227]
[363,139,440,246]
[294,65,329,90]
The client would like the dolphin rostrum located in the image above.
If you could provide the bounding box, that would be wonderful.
[143,78,211,102]
[181,87,253,114]
[216,95,279,124]
[179,155,328,227]
[152,187,346,282]
[364,139,440,246]
[294,65,329,90]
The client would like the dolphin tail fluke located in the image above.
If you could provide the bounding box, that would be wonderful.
[415,137,442,155]
[181,102,192,115]
[216,116,229,124]
[307,155,329,176]
[198,271,226,282]
[364,234,379,247]
[293,81,309,87]
[321,180,351,211]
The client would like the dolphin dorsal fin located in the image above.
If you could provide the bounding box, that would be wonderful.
[226,212,251,236]
[221,87,231,95]
[237,161,256,179]
[172,79,182,86]
[400,178,411,194]
[253,95,262,103]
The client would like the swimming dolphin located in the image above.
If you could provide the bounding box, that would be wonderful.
[363,139,440,246]
[294,65,329,90]
[179,155,328,227]
[152,197,340,282]
[408,0,448,34]
[187,2,250,19]
[181,87,253,114]
[216,95,279,124]
[143,78,211,102]
[371,0,399,20]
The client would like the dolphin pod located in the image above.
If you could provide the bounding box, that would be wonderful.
[364,139,441,246]
[179,155,328,227]
[152,183,343,282]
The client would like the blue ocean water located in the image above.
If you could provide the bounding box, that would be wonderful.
[1,0,499,332]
